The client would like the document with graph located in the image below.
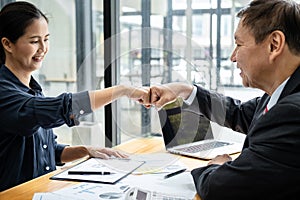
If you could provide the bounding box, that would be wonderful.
[51,158,145,184]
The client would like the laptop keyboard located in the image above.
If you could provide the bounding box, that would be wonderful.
[176,141,231,153]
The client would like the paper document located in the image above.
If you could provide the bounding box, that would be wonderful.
[34,171,196,200]
[50,158,145,184]
[32,183,129,200]
[38,153,196,200]
[120,170,196,198]
[128,152,186,174]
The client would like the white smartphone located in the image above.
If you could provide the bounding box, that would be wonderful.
[126,187,151,200]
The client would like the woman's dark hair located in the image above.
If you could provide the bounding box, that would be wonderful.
[237,0,300,55]
[0,1,48,65]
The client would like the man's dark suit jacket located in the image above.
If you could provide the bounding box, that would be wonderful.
[189,67,300,200]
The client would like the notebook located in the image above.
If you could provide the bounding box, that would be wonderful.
[158,98,243,160]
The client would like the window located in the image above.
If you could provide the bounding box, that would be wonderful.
[11,0,267,147]
[114,0,255,144]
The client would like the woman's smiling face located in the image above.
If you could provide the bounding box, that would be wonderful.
[7,17,49,72]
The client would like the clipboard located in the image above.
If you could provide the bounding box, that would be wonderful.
[50,158,145,184]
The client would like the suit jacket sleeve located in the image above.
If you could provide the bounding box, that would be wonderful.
[189,86,300,200]
[185,85,260,133]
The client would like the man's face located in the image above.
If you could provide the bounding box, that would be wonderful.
[230,20,271,89]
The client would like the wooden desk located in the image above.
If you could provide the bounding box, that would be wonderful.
[0,137,207,200]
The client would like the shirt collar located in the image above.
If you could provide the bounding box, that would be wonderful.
[1,64,42,93]
[266,77,290,111]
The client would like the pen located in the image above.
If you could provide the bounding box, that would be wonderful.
[68,171,114,175]
[164,168,186,179]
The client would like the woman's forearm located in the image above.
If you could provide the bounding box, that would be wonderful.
[89,85,149,111]
[60,146,89,163]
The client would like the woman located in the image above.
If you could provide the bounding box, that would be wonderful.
[0,1,149,191]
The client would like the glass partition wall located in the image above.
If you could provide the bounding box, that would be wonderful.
[114,0,250,145]
[6,0,267,147]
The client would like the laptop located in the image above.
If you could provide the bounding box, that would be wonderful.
[158,99,243,160]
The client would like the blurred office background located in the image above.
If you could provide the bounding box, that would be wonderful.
[1,0,281,147]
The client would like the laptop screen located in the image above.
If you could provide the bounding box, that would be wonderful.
[158,105,213,149]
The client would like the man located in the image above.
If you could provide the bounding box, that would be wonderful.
[148,0,300,199]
